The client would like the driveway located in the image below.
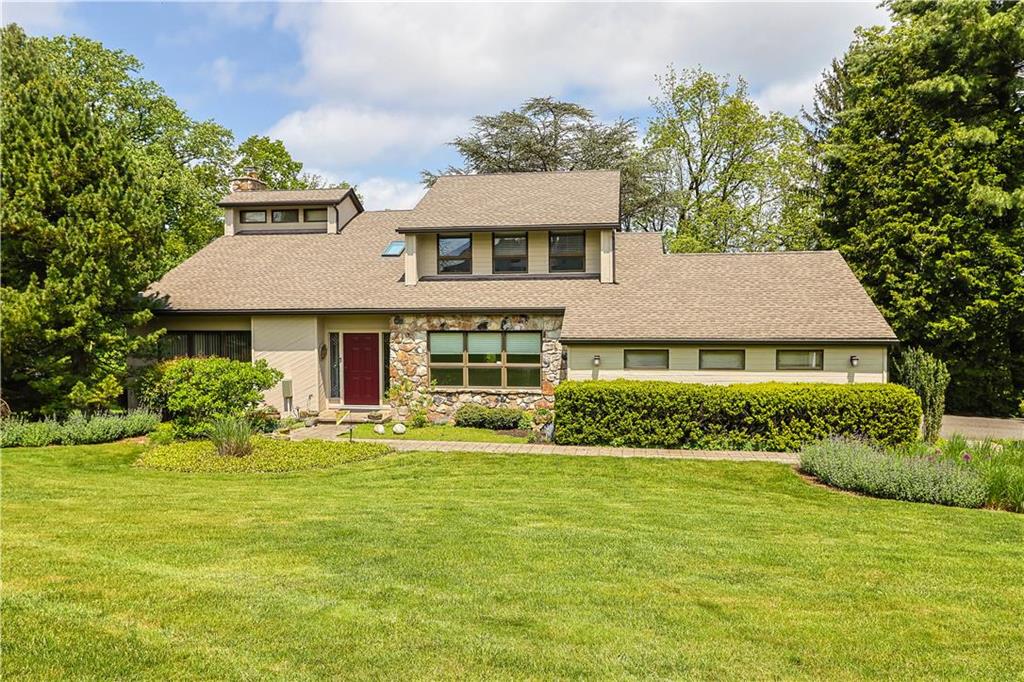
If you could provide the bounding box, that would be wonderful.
[941,415,1024,441]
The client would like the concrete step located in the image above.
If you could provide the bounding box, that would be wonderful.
[317,408,385,424]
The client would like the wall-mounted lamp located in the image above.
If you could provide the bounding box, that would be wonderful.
[850,355,860,368]
[592,355,601,367]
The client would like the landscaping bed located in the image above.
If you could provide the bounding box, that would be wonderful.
[136,437,391,473]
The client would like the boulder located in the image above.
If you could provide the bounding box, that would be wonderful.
[392,423,407,435]
[373,423,386,435]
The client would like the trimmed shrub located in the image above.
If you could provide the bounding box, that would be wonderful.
[800,438,987,508]
[554,380,922,451]
[0,410,160,447]
[139,357,283,438]
[453,404,529,431]
[136,437,391,473]
[894,348,950,443]
[209,415,254,457]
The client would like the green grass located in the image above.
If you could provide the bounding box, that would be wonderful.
[350,422,528,443]
[137,437,391,473]
[3,444,1022,679]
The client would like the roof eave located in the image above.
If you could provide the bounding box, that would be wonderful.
[396,221,620,234]
[217,187,361,209]
[559,336,900,346]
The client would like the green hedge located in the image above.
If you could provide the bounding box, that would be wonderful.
[453,404,529,430]
[554,381,922,451]
[0,410,161,448]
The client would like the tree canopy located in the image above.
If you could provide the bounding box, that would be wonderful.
[234,135,342,191]
[814,0,1024,415]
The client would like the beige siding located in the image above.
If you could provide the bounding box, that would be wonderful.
[600,228,614,282]
[158,315,251,332]
[252,316,319,413]
[585,229,601,273]
[417,233,437,276]
[472,232,492,275]
[566,344,888,384]
[528,231,548,274]
[337,195,360,230]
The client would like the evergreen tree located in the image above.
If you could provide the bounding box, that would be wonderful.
[816,0,1024,414]
[1,25,164,413]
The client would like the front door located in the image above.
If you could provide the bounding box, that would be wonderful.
[343,333,380,405]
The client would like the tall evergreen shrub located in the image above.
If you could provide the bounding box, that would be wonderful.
[894,348,950,443]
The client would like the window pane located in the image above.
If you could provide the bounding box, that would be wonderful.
[438,235,472,258]
[329,332,340,398]
[506,367,541,387]
[493,256,528,273]
[429,332,463,363]
[304,208,328,222]
[467,332,502,363]
[549,256,585,272]
[699,349,745,370]
[493,234,527,256]
[550,232,585,255]
[160,332,189,359]
[272,209,299,223]
[468,367,502,387]
[431,367,464,386]
[438,257,471,274]
[224,332,252,362]
[624,349,669,369]
[193,332,222,357]
[506,332,541,363]
[240,210,266,224]
[777,349,824,370]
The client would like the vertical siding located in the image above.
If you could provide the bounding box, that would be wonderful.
[528,231,548,274]
[417,233,437,276]
[472,232,492,275]
[585,229,601,273]
[565,344,889,384]
[252,316,319,413]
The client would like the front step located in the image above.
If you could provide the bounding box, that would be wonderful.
[316,408,387,424]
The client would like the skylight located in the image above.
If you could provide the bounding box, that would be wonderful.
[382,240,405,257]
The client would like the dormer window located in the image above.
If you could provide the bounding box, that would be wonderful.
[549,231,585,272]
[493,233,528,273]
[239,210,266,224]
[303,208,328,222]
[271,209,299,223]
[437,234,472,274]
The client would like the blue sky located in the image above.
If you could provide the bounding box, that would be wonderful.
[4,1,887,209]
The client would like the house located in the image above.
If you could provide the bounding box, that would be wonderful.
[145,170,897,417]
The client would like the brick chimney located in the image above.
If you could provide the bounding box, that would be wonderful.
[230,172,267,192]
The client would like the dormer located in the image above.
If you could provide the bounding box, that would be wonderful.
[397,170,619,285]
[219,176,363,236]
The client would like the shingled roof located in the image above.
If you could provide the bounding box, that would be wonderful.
[218,187,360,207]
[395,170,621,232]
[146,209,896,343]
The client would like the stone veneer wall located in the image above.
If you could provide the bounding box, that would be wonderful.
[389,313,564,420]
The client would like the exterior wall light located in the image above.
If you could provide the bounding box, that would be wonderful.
[850,355,860,368]
[592,355,601,367]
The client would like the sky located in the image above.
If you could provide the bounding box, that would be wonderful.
[3,1,888,210]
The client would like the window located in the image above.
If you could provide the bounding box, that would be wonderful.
[239,210,266,224]
[303,208,328,222]
[429,331,542,388]
[382,240,405,256]
[271,209,299,223]
[493,233,528,273]
[699,349,746,370]
[549,231,586,272]
[159,331,252,363]
[624,349,669,369]
[776,349,824,370]
[437,234,472,274]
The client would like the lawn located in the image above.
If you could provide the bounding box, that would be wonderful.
[349,422,528,443]
[3,444,1023,679]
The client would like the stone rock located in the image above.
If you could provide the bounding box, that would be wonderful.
[373,423,386,435]
[392,423,407,434]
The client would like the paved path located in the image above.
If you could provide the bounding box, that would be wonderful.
[941,415,1024,441]
[289,422,797,463]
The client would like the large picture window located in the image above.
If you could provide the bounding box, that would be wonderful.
[493,233,528,273]
[429,331,542,388]
[549,231,585,272]
[776,349,824,370]
[159,331,252,363]
[437,234,473,274]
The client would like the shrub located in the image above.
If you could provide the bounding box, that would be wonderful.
[554,380,922,451]
[0,410,160,447]
[136,437,391,473]
[209,415,254,457]
[139,357,283,438]
[453,404,529,431]
[894,348,950,443]
[800,437,987,508]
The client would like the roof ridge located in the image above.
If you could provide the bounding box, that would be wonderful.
[436,169,620,180]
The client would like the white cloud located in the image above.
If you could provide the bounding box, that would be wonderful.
[210,57,237,92]
[266,105,466,171]
[754,76,820,116]
[2,1,73,33]
[273,2,888,111]
[356,177,427,211]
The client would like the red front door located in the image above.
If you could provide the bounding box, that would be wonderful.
[343,333,380,405]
